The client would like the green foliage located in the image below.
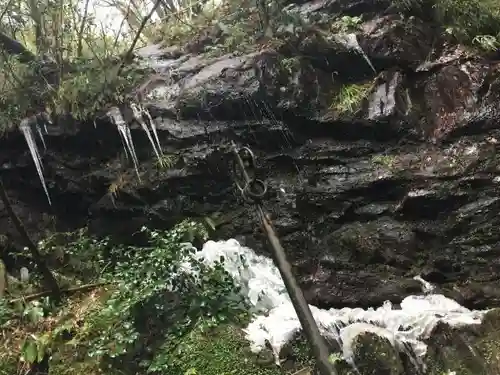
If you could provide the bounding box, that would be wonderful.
[471,34,500,52]
[38,227,111,284]
[330,83,372,115]
[149,323,281,375]
[51,62,148,121]
[0,55,34,133]
[280,56,302,75]
[0,0,154,133]
[393,0,500,48]
[155,154,178,170]
[1,218,259,375]
[57,220,248,374]
[328,352,342,364]
[158,0,307,57]
[435,0,500,40]
[332,15,363,33]
[372,154,396,169]
[0,299,14,326]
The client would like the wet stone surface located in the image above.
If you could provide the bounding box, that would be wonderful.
[2,0,500,315]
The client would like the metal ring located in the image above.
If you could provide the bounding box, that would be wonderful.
[243,179,267,201]
[231,147,257,192]
[238,147,256,168]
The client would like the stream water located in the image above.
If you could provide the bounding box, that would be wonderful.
[190,239,487,370]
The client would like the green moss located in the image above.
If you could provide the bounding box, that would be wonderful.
[352,333,404,375]
[150,323,287,375]
[372,155,396,169]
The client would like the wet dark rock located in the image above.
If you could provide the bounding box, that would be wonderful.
[3,0,500,314]
[273,310,500,375]
[422,313,500,375]
[357,14,435,70]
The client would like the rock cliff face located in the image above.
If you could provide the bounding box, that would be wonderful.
[2,0,500,315]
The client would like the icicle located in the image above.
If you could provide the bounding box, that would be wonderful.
[37,112,51,134]
[107,106,141,179]
[335,33,376,73]
[119,134,130,161]
[130,103,162,163]
[19,118,51,205]
[141,105,163,156]
[34,120,47,151]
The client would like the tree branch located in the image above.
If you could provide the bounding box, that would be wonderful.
[76,0,91,57]
[116,0,162,76]
[0,178,61,301]
[9,282,113,304]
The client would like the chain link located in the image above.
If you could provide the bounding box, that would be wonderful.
[230,143,268,203]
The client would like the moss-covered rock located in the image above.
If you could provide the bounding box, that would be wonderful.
[423,310,500,375]
[350,333,405,375]
[148,323,310,375]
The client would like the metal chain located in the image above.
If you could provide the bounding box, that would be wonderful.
[229,141,337,375]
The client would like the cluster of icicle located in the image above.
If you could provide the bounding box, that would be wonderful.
[19,113,51,204]
[19,104,162,205]
[186,239,487,370]
[106,104,163,180]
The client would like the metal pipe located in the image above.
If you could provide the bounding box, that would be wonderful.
[229,142,337,375]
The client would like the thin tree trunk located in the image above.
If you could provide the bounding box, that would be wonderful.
[0,179,60,301]
[77,0,91,57]
[117,0,163,76]
[0,259,7,297]
[27,0,47,56]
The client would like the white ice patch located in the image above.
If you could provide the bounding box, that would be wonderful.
[195,239,487,365]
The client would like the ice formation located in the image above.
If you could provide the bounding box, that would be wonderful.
[19,117,51,205]
[107,106,141,178]
[130,103,163,163]
[195,239,487,366]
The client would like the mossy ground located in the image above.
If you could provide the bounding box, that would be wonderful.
[0,289,312,375]
[163,324,285,375]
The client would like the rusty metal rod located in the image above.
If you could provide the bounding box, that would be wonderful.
[230,142,337,375]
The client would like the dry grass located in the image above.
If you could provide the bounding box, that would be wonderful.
[0,286,112,375]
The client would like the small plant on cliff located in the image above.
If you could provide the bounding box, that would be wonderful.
[372,155,396,169]
[280,56,302,76]
[330,82,372,115]
[471,34,500,51]
[155,154,178,170]
[332,15,363,33]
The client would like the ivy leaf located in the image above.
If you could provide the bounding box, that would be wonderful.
[21,339,38,364]
[204,217,216,231]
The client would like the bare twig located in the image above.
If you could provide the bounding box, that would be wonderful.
[112,1,132,51]
[9,281,113,304]
[76,0,91,57]
[0,0,15,23]
[116,0,163,77]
